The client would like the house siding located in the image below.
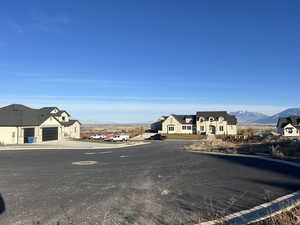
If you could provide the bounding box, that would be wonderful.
[63,122,81,139]
[0,127,19,144]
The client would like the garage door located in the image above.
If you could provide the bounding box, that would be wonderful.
[24,128,35,143]
[42,127,58,142]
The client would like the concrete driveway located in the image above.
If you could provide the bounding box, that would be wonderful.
[0,141,300,225]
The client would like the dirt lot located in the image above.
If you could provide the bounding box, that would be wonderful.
[80,124,149,139]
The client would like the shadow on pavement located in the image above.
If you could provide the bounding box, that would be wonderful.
[245,178,300,193]
[0,193,5,215]
[201,153,300,180]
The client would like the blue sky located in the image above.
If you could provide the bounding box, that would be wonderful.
[1,0,300,123]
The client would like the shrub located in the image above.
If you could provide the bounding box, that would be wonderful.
[239,128,257,136]
[271,144,285,159]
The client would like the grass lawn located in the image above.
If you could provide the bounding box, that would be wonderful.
[163,134,206,140]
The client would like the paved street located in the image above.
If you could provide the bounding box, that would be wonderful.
[0,141,300,225]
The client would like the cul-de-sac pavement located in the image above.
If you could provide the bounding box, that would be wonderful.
[1,141,300,225]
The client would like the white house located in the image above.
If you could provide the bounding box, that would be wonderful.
[156,111,237,135]
[160,115,196,134]
[0,104,81,144]
[196,111,237,135]
[277,116,300,137]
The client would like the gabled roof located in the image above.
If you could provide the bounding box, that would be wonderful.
[0,104,76,127]
[61,120,81,127]
[277,116,300,128]
[40,107,59,112]
[0,104,52,126]
[54,110,71,117]
[0,104,33,111]
[171,115,196,124]
[196,111,237,125]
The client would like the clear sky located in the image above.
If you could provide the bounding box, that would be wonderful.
[1,0,300,123]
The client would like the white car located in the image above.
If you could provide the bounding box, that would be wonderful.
[112,134,129,142]
[89,134,104,140]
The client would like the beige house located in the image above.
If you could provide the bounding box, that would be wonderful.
[157,111,237,136]
[196,111,237,135]
[160,115,196,134]
[277,116,300,137]
[0,104,81,145]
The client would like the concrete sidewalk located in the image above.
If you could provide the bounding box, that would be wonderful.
[0,140,149,150]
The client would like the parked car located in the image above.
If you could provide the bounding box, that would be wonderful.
[103,133,116,141]
[146,134,165,140]
[112,134,129,142]
[89,134,103,140]
[145,129,157,133]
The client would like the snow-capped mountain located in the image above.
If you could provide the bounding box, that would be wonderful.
[230,111,268,123]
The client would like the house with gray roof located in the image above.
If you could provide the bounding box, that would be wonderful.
[196,111,237,135]
[155,111,237,135]
[277,116,300,137]
[0,104,81,144]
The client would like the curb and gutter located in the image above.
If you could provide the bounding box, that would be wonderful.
[0,142,149,151]
[191,151,300,225]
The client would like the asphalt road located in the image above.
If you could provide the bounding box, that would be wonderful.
[1,141,300,225]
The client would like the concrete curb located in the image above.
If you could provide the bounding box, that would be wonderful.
[190,151,300,225]
[0,142,150,151]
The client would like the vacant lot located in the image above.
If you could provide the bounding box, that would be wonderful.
[0,141,300,225]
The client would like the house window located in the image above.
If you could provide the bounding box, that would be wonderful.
[209,117,214,122]
[182,126,187,130]
[185,118,192,123]
[200,126,205,131]
[74,127,77,133]
[219,126,224,131]
[62,116,65,121]
[12,132,15,138]
[199,117,205,122]
[219,117,224,122]
[168,126,175,131]
[187,126,192,130]
[286,128,293,134]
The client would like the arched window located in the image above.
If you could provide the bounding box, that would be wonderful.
[199,117,205,122]
[209,117,214,122]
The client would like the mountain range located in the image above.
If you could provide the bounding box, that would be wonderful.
[230,108,300,124]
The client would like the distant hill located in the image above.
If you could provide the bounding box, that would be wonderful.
[230,111,268,123]
[253,108,300,124]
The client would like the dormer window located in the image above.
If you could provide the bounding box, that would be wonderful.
[219,117,224,122]
[199,117,205,122]
[185,118,192,123]
[62,116,65,121]
[209,117,214,122]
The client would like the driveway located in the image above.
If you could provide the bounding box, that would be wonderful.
[0,141,300,225]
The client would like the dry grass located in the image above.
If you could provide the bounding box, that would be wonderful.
[239,128,257,136]
[184,139,238,154]
[251,205,300,225]
[271,144,286,160]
